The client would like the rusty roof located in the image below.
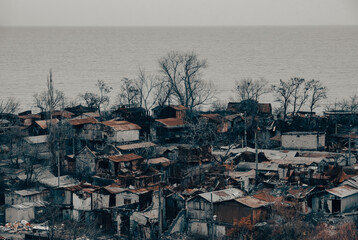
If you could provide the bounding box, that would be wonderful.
[52,110,74,118]
[224,114,243,121]
[69,117,98,126]
[103,184,128,194]
[117,142,157,151]
[234,196,269,208]
[108,153,143,162]
[101,120,141,131]
[253,189,281,203]
[258,103,272,114]
[156,118,185,127]
[326,185,358,198]
[35,119,59,129]
[200,114,223,123]
[18,114,41,119]
[170,105,188,111]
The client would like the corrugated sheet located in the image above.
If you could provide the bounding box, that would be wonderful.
[24,135,48,144]
[117,142,156,150]
[156,118,185,127]
[170,105,188,111]
[103,185,128,194]
[101,120,141,131]
[69,117,98,126]
[224,114,243,122]
[108,153,143,162]
[148,157,171,165]
[234,196,269,208]
[326,185,358,198]
[198,188,244,203]
[35,119,59,129]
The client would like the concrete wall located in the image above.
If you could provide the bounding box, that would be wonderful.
[187,198,211,220]
[112,130,140,143]
[5,191,48,206]
[6,206,35,222]
[116,192,139,206]
[282,133,325,150]
[92,192,110,209]
[341,194,358,212]
[73,193,92,211]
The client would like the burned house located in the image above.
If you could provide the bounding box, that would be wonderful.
[26,119,59,136]
[152,105,187,119]
[75,146,97,176]
[199,114,228,133]
[153,118,187,143]
[187,188,245,238]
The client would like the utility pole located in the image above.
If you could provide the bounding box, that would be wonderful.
[211,192,214,240]
[348,132,352,166]
[244,111,247,150]
[255,130,258,182]
[158,183,162,239]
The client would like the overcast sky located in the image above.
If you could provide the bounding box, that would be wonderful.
[1,0,358,26]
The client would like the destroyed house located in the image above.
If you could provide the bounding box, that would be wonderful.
[117,141,157,154]
[200,113,228,133]
[187,188,245,238]
[26,119,59,136]
[117,167,161,189]
[154,118,187,142]
[154,105,187,119]
[97,153,144,177]
[92,185,140,209]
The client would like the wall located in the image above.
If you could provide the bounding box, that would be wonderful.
[5,191,48,206]
[112,130,139,143]
[341,194,358,212]
[116,192,139,206]
[187,198,211,220]
[76,148,96,176]
[282,133,325,150]
[92,192,110,209]
[73,193,92,211]
[6,207,35,222]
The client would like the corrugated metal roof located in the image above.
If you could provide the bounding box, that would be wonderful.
[170,105,188,111]
[11,201,47,209]
[103,185,128,194]
[108,153,143,162]
[224,114,243,121]
[234,196,269,208]
[156,118,185,127]
[326,185,358,198]
[148,157,171,166]
[117,142,156,150]
[101,120,141,131]
[35,119,59,129]
[197,188,244,203]
[69,117,98,126]
[14,187,46,196]
[24,135,48,144]
[52,110,74,118]
[18,114,41,119]
[236,162,279,171]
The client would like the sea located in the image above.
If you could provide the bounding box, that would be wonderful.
[0,26,358,112]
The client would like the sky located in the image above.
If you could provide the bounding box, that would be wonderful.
[0,0,358,26]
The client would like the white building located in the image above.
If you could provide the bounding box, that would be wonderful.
[281,132,325,150]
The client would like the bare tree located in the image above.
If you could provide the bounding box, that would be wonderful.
[291,78,310,115]
[117,77,140,108]
[272,79,296,120]
[159,51,214,112]
[0,97,20,114]
[234,78,269,102]
[79,80,112,115]
[306,79,328,113]
[33,72,65,113]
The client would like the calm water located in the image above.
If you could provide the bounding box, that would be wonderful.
[0,26,358,112]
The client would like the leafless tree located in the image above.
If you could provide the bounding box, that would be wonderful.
[234,77,269,102]
[80,80,112,115]
[117,77,140,108]
[135,68,165,115]
[291,78,310,115]
[33,72,65,113]
[0,97,20,114]
[158,51,215,112]
[272,79,296,120]
[307,79,327,113]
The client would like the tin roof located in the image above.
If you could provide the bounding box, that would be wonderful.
[14,187,46,196]
[101,120,141,131]
[156,118,185,127]
[69,117,98,126]
[108,153,143,162]
[35,119,59,129]
[148,157,171,166]
[200,114,223,123]
[326,185,358,198]
[18,114,41,120]
[234,196,269,208]
[117,142,156,151]
[24,135,48,144]
[52,110,74,118]
[197,188,244,203]
[170,105,188,111]
[103,185,128,194]
[224,114,243,121]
